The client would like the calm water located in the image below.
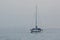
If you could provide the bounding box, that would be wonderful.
[0,28,60,40]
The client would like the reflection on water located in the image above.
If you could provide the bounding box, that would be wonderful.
[0,28,60,40]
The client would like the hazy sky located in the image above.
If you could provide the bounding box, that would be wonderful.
[0,0,60,29]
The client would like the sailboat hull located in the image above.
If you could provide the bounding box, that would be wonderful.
[31,28,42,33]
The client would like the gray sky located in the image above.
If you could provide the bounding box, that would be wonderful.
[0,0,60,29]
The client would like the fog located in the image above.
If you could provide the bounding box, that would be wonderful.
[0,0,60,29]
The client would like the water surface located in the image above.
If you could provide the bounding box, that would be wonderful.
[0,28,60,40]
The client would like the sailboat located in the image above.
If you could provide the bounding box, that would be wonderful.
[30,3,43,33]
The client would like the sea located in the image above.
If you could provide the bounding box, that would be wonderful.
[0,28,60,40]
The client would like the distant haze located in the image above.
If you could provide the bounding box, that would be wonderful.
[0,0,60,29]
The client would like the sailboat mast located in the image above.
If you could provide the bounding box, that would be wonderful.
[35,4,38,28]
